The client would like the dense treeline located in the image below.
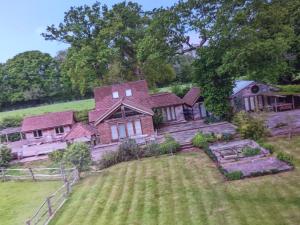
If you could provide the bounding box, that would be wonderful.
[1,0,299,117]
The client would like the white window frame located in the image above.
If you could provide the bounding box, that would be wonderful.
[112,91,119,99]
[55,126,64,135]
[125,89,132,97]
[33,130,43,138]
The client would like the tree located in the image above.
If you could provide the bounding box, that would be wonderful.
[0,145,12,168]
[43,2,176,94]
[63,142,91,175]
[3,51,62,104]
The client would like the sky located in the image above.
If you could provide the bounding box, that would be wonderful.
[0,0,180,63]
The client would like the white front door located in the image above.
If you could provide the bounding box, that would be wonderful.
[244,98,250,111]
[134,120,142,135]
[200,103,207,118]
[250,96,255,111]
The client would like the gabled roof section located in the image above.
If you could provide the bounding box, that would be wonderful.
[93,98,154,125]
[149,92,184,108]
[21,111,74,132]
[183,87,201,106]
[232,80,255,96]
[64,123,99,141]
[93,80,150,109]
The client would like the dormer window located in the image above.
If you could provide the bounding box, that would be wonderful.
[112,91,119,99]
[125,89,132,97]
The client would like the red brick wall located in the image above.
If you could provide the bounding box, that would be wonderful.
[96,115,154,144]
[141,115,154,135]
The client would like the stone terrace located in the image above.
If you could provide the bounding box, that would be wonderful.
[209,139,293,177]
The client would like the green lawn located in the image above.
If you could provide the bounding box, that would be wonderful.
[51,136,300,225]
[0,99,95,121]
[0,181,62,225]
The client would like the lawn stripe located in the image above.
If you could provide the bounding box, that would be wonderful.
[156,156,176,225]
[52,175,102,224]
[74,170,119,225]
[112,160,137,225]
[126,158,146,224]
[96,163,129,225]
[141,157,160,225]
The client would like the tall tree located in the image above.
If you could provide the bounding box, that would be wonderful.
[43,1,175,95]
[3,51,61,104]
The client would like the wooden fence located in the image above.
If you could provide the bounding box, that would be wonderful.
[25,168,80,225]
[0,166,75,182]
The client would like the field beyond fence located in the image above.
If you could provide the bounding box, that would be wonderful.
[1,166,80,225]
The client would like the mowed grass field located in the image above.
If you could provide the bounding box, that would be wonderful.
[50,136,300,225]
[0,99,95,120]
[0,181,62,225]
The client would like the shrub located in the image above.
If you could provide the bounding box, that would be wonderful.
[242,147,261,157]
[63,142,91,174]
[203,145,217,161]
[74,110,89,123]
[159,135,180,155]
[259,142,275,154]
[171,84,190,98]
[221,132,234,142]
[118,139,141,161]
[98,151,119,169]
[0,145,12,168]
[48,149,65,163]
[192,132,216,148]
[153,109,163,129]
[233,111,268,140]
[0,115,23,129]
[143,141,160,157]
[225,171,243,180]
[277,152,294,165]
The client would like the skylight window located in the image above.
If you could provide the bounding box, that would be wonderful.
[125,89,132,97]
[112,91,119,99]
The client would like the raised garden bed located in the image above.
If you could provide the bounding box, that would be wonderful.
[208,139,293,180]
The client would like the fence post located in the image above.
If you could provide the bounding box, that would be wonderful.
[66,181,70,196]
[60,164,67,183]
[26,219,31,225]
[28,168,36,181]
[1,168,5,182]
[47,197,53,216]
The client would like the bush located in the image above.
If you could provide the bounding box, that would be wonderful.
[171,84,190,98]
[143,141,160,157]
[0,145,12,168]
[0,116,23,129]
[259,142,275,154]
[233,111,268,140]
[225,171,243,180]
[48,149,65,163]
[242,147,261,157]
[203,145,217,161]
[192,132,216,148]
[74,110,89,123]
[159,135,180,155]
[221,132,234,142]
[98,151,119,169]
[63,142,91,174]
[153,109,163,129]
[277,152,294,165]
[118,139,142,161]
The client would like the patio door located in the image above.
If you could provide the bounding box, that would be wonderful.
[244,97,250,111]
[118,124,127,139]
[134,120,142,135]
[199,103,207,118]
[127,122,134,137]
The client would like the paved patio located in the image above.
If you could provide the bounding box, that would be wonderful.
[265,109,300,136]
[158,121,237,145]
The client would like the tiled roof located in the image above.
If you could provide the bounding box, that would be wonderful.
[64,123,98,141]
[149,92,184,108]
[183,87,201,106]
[93,80,150,109]
[93,98,154,124]
[21,111,74,132]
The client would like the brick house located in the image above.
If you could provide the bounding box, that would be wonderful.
[21,111,75,143]
[89,80,185,144]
